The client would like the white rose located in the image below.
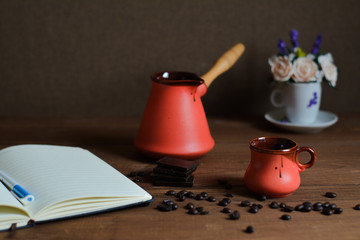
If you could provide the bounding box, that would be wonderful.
[292,57,318,82]
[318,53,337,87]
[268,56,293,82]
[320,61,338,87]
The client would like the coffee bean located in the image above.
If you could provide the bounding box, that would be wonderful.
[314,202,323,208]
[218,200,228,206]
[178,195,186,202]
[281,214,291,220]
[225,193,233,198]
[186,192,195,198]
[303,202,313,208]
[295,204,304,211]
[222,208,232,213]
[240,200,251,207]
[279,202,286,208]
[230,210,240,220]
[245,226,255,233]
[334,207,343,214]
[137,171,146,177]
[354,204,360,210]
[207,196,217,202]
[254,203,263,209]
[130,172,137,177]
[283,206,294,212]
[134,176,143,182]
[165,190,176,196]
[196,207,204,212]
[269,201,279,209]
[313,206,323,211]
[200,210,210,215]
[325,192,337,198]
[223,198,231,204]
[188,209,199,215]
[249,206,259,213]
[186,203,195,210]
[157,204,173,212]
[201,192,208,198]
[163,199,174,205]
[172,204,179,210]
[302,206,312,212]
[329,203,337,209]
[322,208,333,216]
[258,195,267,201]
[195,194,204,200]
[323,202,330,208]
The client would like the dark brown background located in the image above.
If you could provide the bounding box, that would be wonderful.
[0,0,358,117]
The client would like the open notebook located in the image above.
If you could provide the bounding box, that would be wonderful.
[0,145,153,231]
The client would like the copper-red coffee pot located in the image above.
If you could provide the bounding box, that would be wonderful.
[134,43,245,159]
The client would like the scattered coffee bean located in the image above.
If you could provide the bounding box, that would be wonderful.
[314,202,323,208]
[178,190,188,196]
[222,208,232,213]
[156,204,173,212]
[225,193,233,198]
[134,176,143,182]
[295,204,304,211]
[218,200,228,207]
[163,199,174,205]
[281,214,291,220]
[329,203,337,209]
[178,195,186,202]
[252,203,263,209]
[200,210,210,215]
[313,206,323,211]
[165,190,176,196]
[230,210,240,220]
[195,194,204,200]
[302,206,312,212]
[240,200,251,207]
[258,195,267,201]
[334,207,343,214]
[283,206,294,212]
[249,206,259,213]
[354,204,360,210]
[245,225,255,233]
[223,198,231,204]
[303,202,313,208]
[172,204,178,210]
[207,196,217,202]
[186,192,195,198]
[196,207,204,212]
[186,203,195,210]
[188,209,199,215]
[325,192,337,198]
[201,192,208,198]
[323,202,331,208]
[322,208,333,216]
[130,172,137,177]
[269,201,279,209]
[279,202,286,208]
[137,171,146,177]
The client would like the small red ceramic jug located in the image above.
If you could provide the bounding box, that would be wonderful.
[134,43,245,159]
[244,137,316,197]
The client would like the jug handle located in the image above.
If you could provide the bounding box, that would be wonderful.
[201,43,245,87]
[295,147,316,172]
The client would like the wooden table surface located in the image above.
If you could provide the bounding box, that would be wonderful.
[0,115,359,240]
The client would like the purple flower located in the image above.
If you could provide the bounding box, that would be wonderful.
[311,34,322,55]
[278,39,288,55]
[289,29,299,49]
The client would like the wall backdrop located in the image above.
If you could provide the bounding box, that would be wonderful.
[0,0,358,117]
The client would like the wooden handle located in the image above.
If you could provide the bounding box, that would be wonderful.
[201,43,245,87]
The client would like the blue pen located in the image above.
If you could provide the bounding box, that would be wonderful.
[0,171,35,205]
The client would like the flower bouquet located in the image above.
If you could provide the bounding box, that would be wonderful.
[268,29,338,87]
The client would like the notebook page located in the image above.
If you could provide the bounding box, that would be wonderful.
[0,145,152,219]
[0,183,28,214]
